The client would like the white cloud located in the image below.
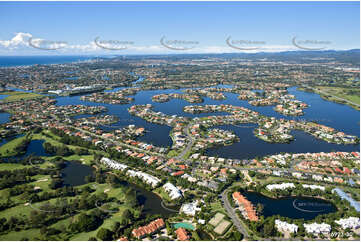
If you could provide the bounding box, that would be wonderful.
[0,32,32,49]
[0,32,312,55]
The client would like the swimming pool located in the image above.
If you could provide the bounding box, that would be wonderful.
[173,222,195,230]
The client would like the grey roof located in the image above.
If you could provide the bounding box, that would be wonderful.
[333,187,360,212]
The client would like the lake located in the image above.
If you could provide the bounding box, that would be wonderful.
[58,161,177,215]
[25,139,52,157]
[62,161,93,186]
[0,81,359,160]
[0,112,10,124]
[128,182,178,216]
[204,126,359,159]
[53,84,359,157]
[243,191,337,220]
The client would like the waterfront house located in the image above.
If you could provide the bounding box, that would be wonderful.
[132,218,165,239]
[175,227,189,241]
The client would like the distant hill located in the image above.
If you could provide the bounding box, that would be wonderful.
[115,49,360,66]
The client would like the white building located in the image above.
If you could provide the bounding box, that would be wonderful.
[302,184,325,191]
[126,170,160,187]
[304,222,331,234]
[100,157,128,170]
[180,200,201,216]
[181,173,197,183]
[163,182,182,200]
[312,174,323,181]
[292,172,303,179]
[266,183,295,191]
[275,219,298,234]
[335,217,360,229]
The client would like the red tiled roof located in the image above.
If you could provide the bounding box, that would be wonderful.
[132,218,165,239]
[176,228,189,241]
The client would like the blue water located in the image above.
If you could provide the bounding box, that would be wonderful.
[0,94,9,100]
[25,140,51,157]
[243,191,337,220]
[0,56,94,67]
[0,134,24,147]
[0,72,359,157]
[62,161,93,186]
[0,112,10,124]
[205,127,359,159]
[0,93,10,124]
[52,84,360,156]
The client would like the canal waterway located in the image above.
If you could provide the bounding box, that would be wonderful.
[52,83,359,157]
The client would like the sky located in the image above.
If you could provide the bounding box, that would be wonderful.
[0,1,359,55]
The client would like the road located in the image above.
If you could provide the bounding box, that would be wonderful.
[222,164,358,180]
[220,189,249,238]
[173,118,357,183]
[176,123,194,161]
[304,85,360,107]
[68,125,167,158]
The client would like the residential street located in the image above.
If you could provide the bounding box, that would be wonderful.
[220,189,249,238]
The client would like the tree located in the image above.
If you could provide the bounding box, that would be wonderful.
[122,209,133,224]
[69,213,101,232]
[262,220,276,237]
[49,178,63,190]
[111,222,120,233]
[230,231,243,241]
[256,203,264,214]
[97,228,113,241]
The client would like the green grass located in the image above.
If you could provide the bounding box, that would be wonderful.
[0,135,27,157]
[210,201,226,214]
[26,174,52,192]
[317,86,360,104]
[31,131,106,157]
[167,149,179,158]
[0,163,30,171]
[69,213,122,241]
[63,154,94,165]
[0,228,41,241]
[154,187,175,204]
[0,91,43,102]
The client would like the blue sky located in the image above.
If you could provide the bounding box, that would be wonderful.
[0,1,359,55]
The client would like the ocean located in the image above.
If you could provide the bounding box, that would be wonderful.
[0,56,95,67]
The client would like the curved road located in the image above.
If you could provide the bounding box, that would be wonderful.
[176,123,194,161]
[220,189,249,238]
